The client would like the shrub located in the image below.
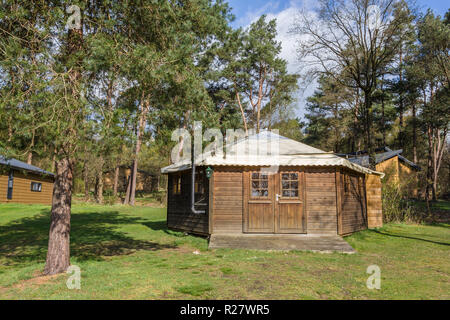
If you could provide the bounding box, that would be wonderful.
[382,181,413,222]
[103,195,118,206]
[382,166,422,223]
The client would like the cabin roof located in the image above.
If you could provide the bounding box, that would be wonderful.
[0,156,55,177]
[161,131,384,176]
[340,147,420,171]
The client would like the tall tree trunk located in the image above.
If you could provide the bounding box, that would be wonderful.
[97,75,115,202]
[432,128,447,201]
[124,168,132,204]
[129,160,138,206]
[426,125,434,205]
[364,91,375,169]
[7,71,14,142]
[51,149,56,173]
[352,90,360,153]
[381,98,386,147]
[256,75,264,134]
[83,149,89,200]
[380,79,386,146]
[27,125,35,165]
[95,173,103,204]
[44,23,83,274]
[432,130,438,201]
[398,46,404,148]
[412,104,417,163]
[235,91,248,136]
[333,104,339,153]
[113,165,119,196]
[129,96,150,206]
[95,156,104,204]
[83,168,89,200]
[44,157,73,275]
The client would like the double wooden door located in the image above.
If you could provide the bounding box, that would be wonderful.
[244,170,306,234]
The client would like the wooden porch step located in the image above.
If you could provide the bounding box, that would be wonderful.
[208,234,356,253]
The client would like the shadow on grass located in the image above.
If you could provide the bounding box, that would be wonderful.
[369,229,450,246]
[0,209,176,266]
[141,221,167,232]
[140,221,198,238]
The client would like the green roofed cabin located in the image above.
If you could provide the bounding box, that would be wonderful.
[161,132,384,240]
[0,156,54,205]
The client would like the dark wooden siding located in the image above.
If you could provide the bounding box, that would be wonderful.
[0,169,53,205]
[167,169,209,235]
[211,167,243,234]
[338,169,367,235]
[167,165,369,237]
[305,167,338,235]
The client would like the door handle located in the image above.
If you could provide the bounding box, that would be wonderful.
[276,194,279,202]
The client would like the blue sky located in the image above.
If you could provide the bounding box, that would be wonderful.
[228,0,448,28]
[225,0,449,118]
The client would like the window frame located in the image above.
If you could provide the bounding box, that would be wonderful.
[172,174,182,196]
[250,172,270,199]
[280,172,300,199]
[30,182,42,192]
[194,168,206,195]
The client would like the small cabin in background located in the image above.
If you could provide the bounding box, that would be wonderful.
[104,165,158,194]
[340,147,420,197]
[161,132,384,240]
[0,156,54,205]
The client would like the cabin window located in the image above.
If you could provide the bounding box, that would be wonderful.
[251,172,269,198]
[31,182,42,192]
[194,169,208,207]
[281,173,299,197]
[194,169,205,194]
[172,175,182,195]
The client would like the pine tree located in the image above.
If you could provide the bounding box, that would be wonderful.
[216,16,299,135]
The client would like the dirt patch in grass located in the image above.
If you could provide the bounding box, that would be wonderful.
[0,270,64,294]
[15,273,62,288]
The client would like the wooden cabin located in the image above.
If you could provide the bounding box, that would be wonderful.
[0,156,54,205]
[162,132,384,238]
[104,165,158,194]
[342,147,420,197]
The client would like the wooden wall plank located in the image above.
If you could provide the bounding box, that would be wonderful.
[305,167,337,235]
[0,170,53,205]
[212,168,243,234]
[366,174,383,229]
[339,170,367,235]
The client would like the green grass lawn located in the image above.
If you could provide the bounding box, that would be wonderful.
[0,203,448,300]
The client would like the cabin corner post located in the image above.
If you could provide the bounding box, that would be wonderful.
[208,168,214,235]
[362,174,368,228]
[301,169,307,234]
[336,168,343,235]
[242,169,249,233]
